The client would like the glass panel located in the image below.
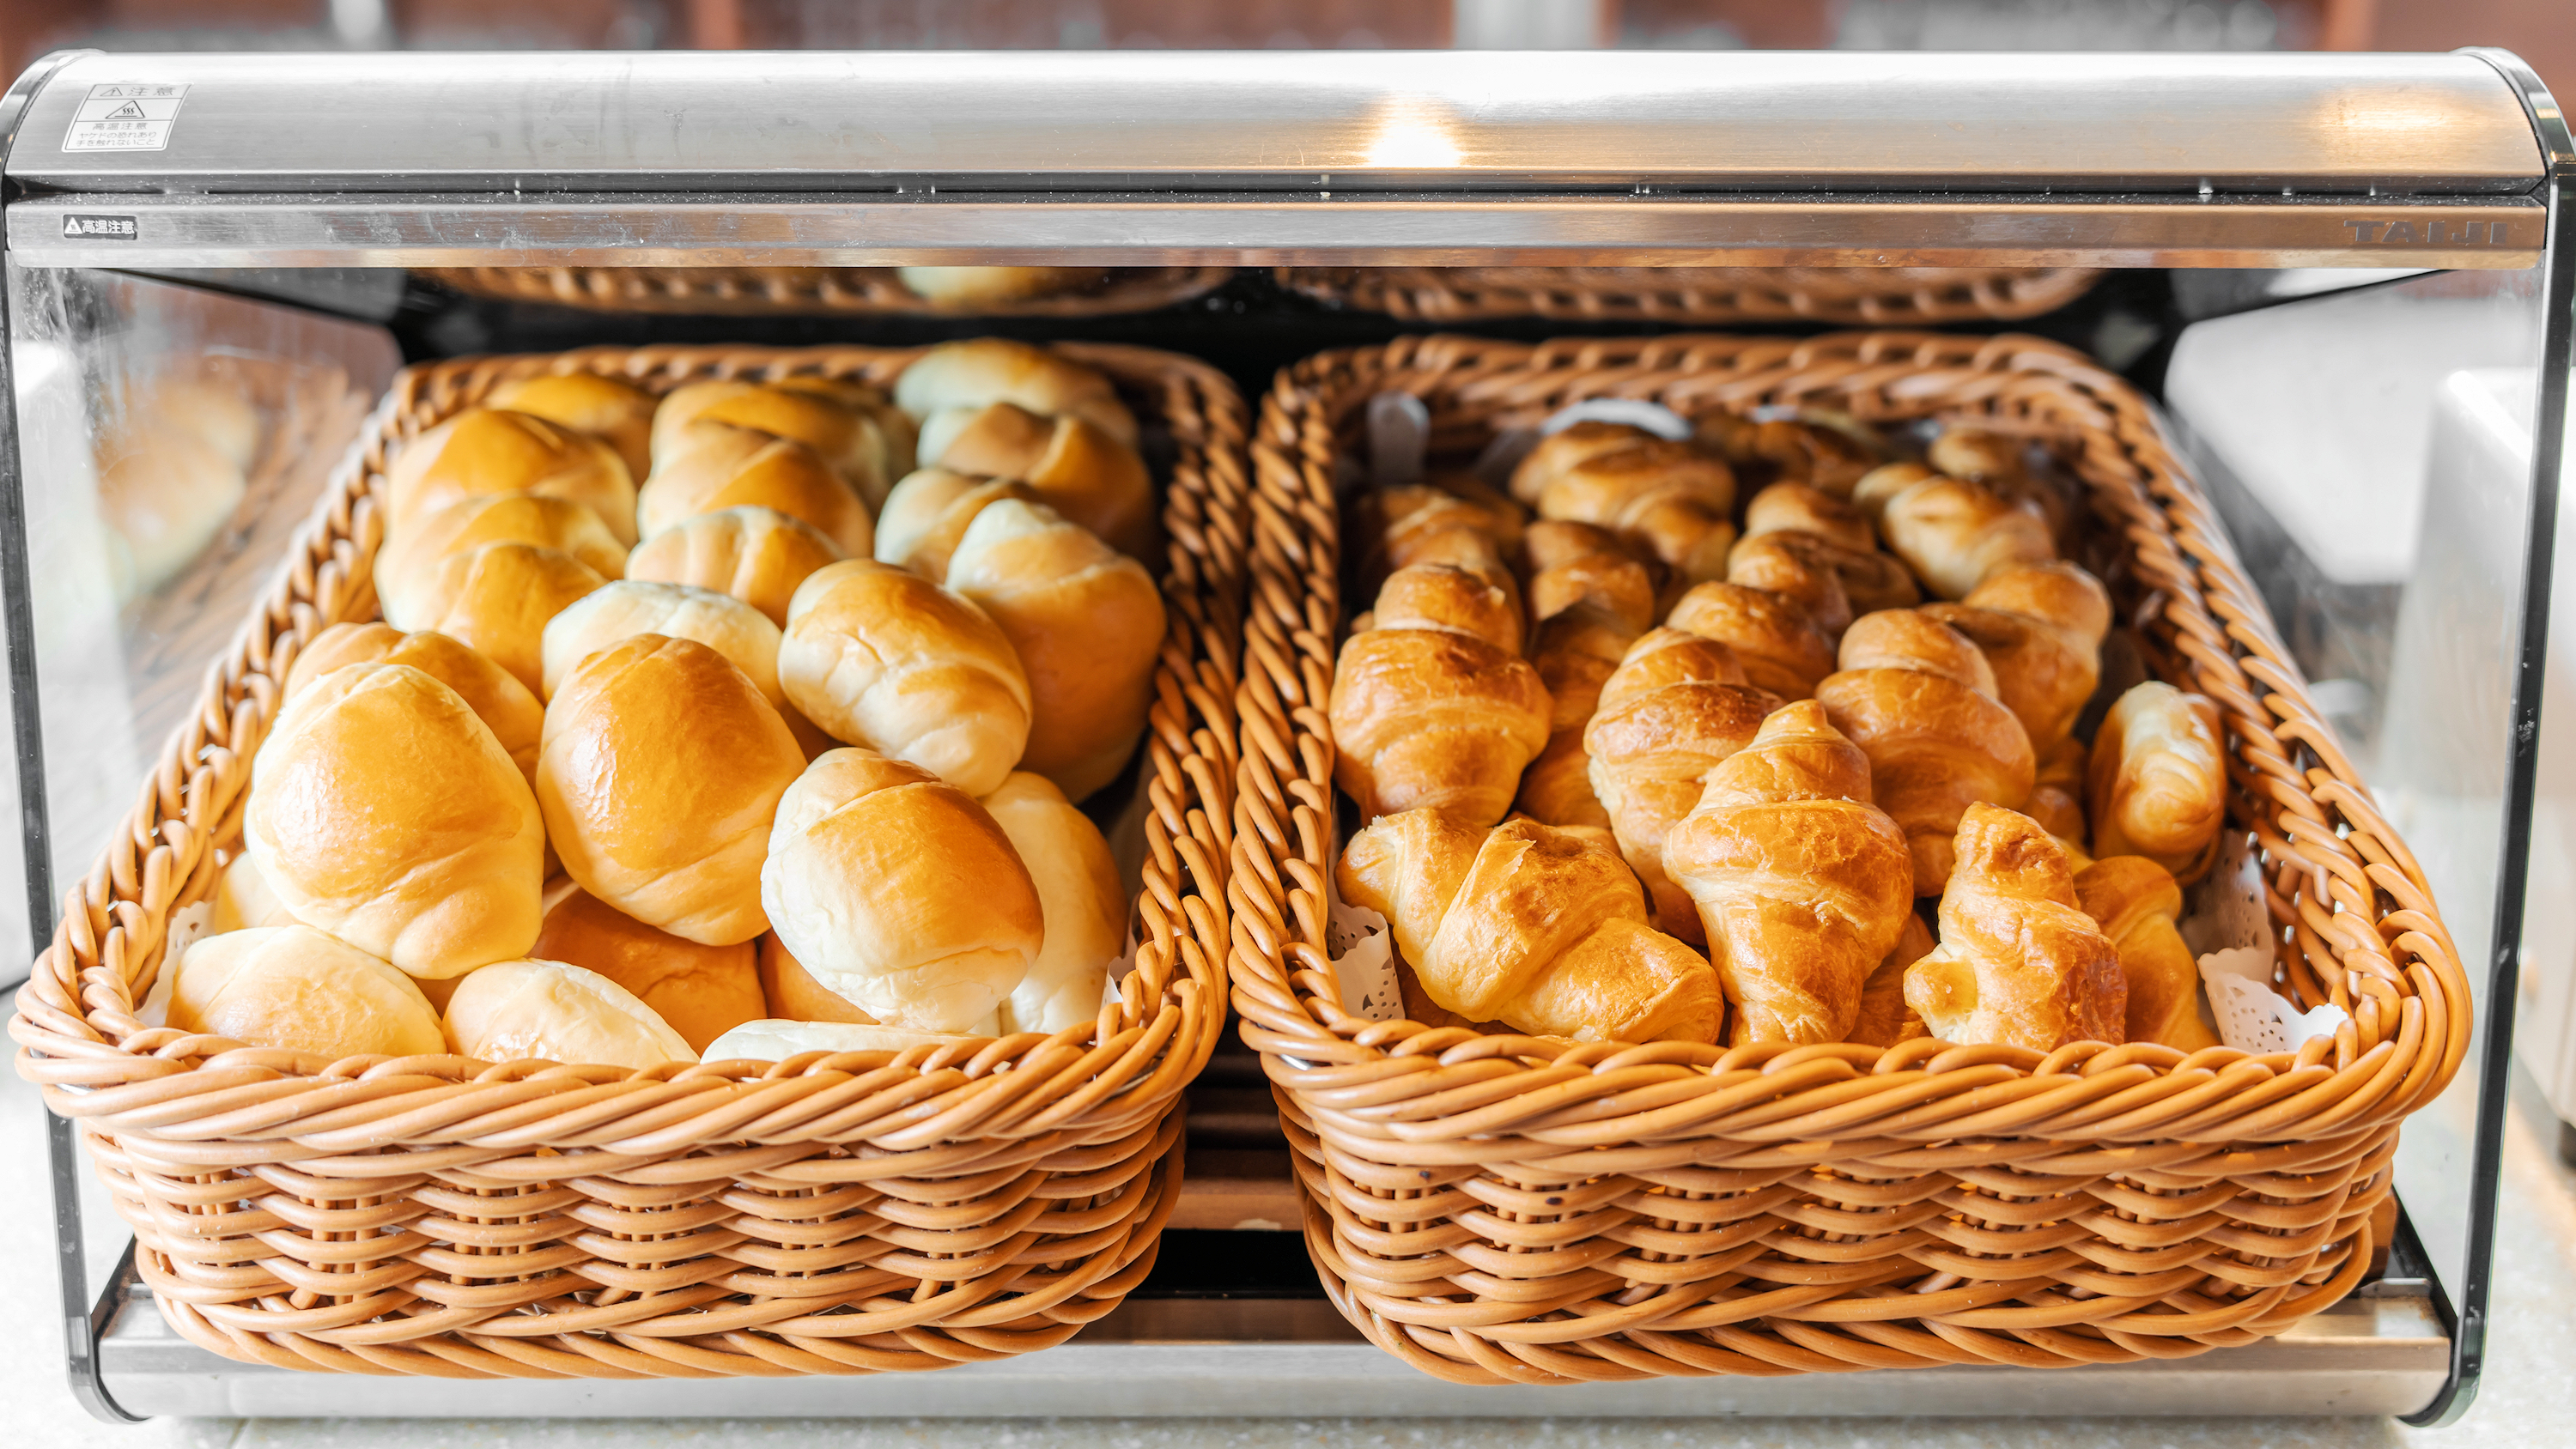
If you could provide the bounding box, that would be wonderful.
[2160,267,2550,1305]
[3,264,400,974]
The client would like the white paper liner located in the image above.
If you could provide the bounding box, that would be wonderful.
[1099,923,1142,1013]
[135,900,212,1030]
[1366,391,1431,489]
[2200,946,2349,1054]
[1321,863,1402,1023]
[1466,397,1695,492]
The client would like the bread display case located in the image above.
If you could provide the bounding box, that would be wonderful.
[0,45,2565,1428]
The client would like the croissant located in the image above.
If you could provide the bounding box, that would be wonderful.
[1664,700,1915,1044]
[1536,440,1739,589]
[1963,561,2112,659]
[1920,561,2113,755]
[2075,854,2219,1052]
[1330,565,1551,827]
[2089,681,2227,882]
[1702,415,1880,499]
[1744,482,1874,553]
[1814,639,2035,894]
[1723,532,1852,639]
[1850,914,1935,1048]
[1664,581,1838,700]
[2026,737,2092,866]
[1852,463,2054,601]
[1509,421,1662,506]
[1836,609,1999,696]
[1929,427,2072,544]
[1522,520,1658,632]
[1358,482,1526,595]
[1513,602,1643,830]
[1587,630,1783,942]
[1904,803,2127,1052]
[1338,809,1722,1043]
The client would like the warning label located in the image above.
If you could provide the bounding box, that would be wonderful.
[63,83,186,152]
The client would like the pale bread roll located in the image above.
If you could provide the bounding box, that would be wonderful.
[283,622,544,779]
[778,559,1030,797]
[757,931,876,1024]
[539,579,782,705]
[140,374,260,469]
[95,425,246,599]
[377,493,627,629]
[167,925,445,1060]
[896,338,1137,449]
[538,634,804,945]
[624,505,845,627]
[981,773,1122,1034]
[896,265,1109,307]
[530,888,764,1053]
[441,958,696,1068]
[873,469,1036,579]
[404,542,609,695]
[487,373,657,482]
[945,500,1164,801]
[760,749,1041,1030]
[210,851,295,932]
[639,421,874,558]
[383,408,637,545]
[245,662,543,978]
[649,378,910,506]
[703,1018,980,1063]
[930,403,1157,560]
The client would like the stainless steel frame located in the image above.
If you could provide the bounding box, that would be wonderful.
[3,43,2567,1428]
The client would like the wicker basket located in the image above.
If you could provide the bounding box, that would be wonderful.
[11,340,1251,1379]
[1278,267,2102,325]
[426,266,1235,318]
[1225,331,2470,1385]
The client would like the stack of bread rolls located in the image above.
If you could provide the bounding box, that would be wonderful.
[174,342,1164,1070]
[1329,414,2234,1054]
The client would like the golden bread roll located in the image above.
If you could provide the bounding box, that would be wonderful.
[284,623,544,780]
[930,402,1157,559]
[1665,700,1916,1045]
[945,500,1165,800]
[1513,603,1643,831]
[2027,737,2093,866]
[1814,664,2035,895]
[1665,580,1838,700]
[981,772,1124,1034]
[1329,573,1551,828]
[1537,439,1739,590]
[874,468,1038,579]
[1852,466,2053,601]
[640,421,874,558]
[376,492,626,629]
[403,541,609,695]
[1905,803,2126,1052]
[1521,519,1656,633]
[1836,609,2000,696]
[1586,632,1783,941]
[1850,914,1935,1048]
[1919,602,2096,757]
[651,378,908,505]
[384,408,637,545]
[167,925,445,1059]
[1339,809,1722,1043]
[704,1018,982,1062]
[896,264,1110,306]
[2075,854,2219,1052]
[760,749,1042,1031]
[246,662,544,978]
[487,372,657,482]
[896,337,1138,450]
[1742,482,1874,553]
[95,425,246,598]
[1723,532,1854,639]
[137,373,260,469]
[623,504,845,627]
[441,957,697,1068]
[211,850,296,932]
[529,888,764,1053]
[539,579,782,705]
[1507,421,1662,507]
[778,559,1032,797]
[757,931,877,1024]
[2088,681,2227,883]
[538,635,805,945]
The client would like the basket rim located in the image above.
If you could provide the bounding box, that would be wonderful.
[12,337,1249,1158]
[1276,266,2104,325]
[1225,327,2473,1153]
[424,265,1236,318]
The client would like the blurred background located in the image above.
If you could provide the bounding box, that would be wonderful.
[1,0,2563,100]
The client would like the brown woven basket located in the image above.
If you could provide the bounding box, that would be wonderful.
[425,266,1235,318]
[11,339,1251,1379]
[1226,331,2470,1385]
[1278,267,2102,325]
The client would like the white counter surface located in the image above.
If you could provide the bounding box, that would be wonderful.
[4,1064,2569,1449]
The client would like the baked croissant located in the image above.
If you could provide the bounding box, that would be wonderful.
[1743,482,1875,552]
[2075,854,2220,1052]
[1509,421,1662,506]
[2089,681,2227,883]
[1850,914,1935,1048]
[1700,415,1880,499]
[1665,581,1838,700]
[1904,803,2127,1052]
[1329,565,1551,827]
[1930,427,2073,545]
[1836,608,1999,696]
[1337,809,1722,1043]
[1664,700,1915,1044]
[1922,561,2113,755]
[1362,482,1526,579]
[1723,532,1853,639]
[1814,617,2035,894]
[1852,463,2054,601]
[1586,630,1783,940]
[1522,519,1657,632]
[1513,602,1643,830]
[1963,561,2112,660]
[1535,438,1739,589]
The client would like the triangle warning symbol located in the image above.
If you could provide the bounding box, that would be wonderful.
[104,100,144,119]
